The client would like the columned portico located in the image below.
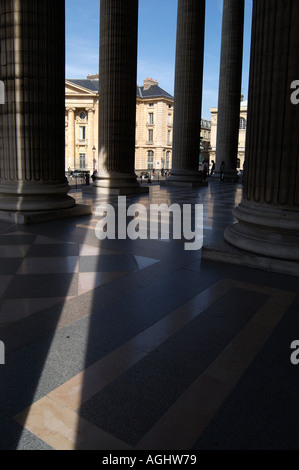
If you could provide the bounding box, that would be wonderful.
[214,0,245,182]
[0,0,91,223]
[93,0,147,195]
[224,0,299,271]
[168,0,206,186]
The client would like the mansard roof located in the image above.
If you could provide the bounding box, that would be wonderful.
[67,79,173,101]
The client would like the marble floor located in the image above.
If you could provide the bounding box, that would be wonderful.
[0,182,299,450]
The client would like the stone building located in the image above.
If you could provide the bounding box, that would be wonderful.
[209,98,247,172]
[65,76,211,173]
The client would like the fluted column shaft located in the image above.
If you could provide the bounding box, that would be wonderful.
[169,0,205,184]
[95,0,140,192]
[215,0,245,180]
[0,0,74,212]
[225,0,299,261]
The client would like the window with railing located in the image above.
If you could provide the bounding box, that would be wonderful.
[148,129,153,143]
[148,113,154,125]
[147,151,154,169]
[166,151,170,169]
[79,153,86,169]
[239,118,246,130]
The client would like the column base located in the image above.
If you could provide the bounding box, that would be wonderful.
[224,202,299,261]
[202,238,299,277]
[0,204,92,225]
[0,181,77,212]
[90,170,149,195]
[161,180,208,188]
[213,169,241,183]
[167,169,208,187]
[84,186,149,196]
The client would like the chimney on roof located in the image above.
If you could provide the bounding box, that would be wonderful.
[240,94,244,102]
[143,77,159,90]
[87,74,99,80]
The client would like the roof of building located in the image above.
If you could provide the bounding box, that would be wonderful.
[136,84,173,100]
[67,78,174,100]
[66,79,99,93]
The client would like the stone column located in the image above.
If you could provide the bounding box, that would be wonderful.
[67,108,76,169]
[215,0,245,181]
[86,108,95,168]
[225,0,299,265]
[0,0,91,223]
[94,0,145,194]
[168,0,206,186]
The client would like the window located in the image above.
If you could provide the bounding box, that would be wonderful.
[148,129,153,143]
[80,112,86,120]
[168,114,172,126]
[149,103,154,108]
[79,126,86,140]
[148,113,154,125]
[167,130,171,145]
[79,153,86,169]
[147,151,154,170]
[166,151,170,170]
[239,118,246,130]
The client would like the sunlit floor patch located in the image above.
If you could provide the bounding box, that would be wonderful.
[14,279,295,450]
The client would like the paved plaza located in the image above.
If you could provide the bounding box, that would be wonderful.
[0,182,298,450]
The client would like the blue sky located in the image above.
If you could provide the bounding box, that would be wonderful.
[66,0,253,119]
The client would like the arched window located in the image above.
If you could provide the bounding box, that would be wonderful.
[147,151,154,170]
[239,117,246,130]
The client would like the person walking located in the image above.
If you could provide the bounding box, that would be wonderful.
[210,160,215,176]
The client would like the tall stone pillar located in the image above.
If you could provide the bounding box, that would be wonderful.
[225,0,299,267]
[67,108,76,169]
[94,0,145,194]
[0,0,91,223]
[168,0,206,186]
[215,0,245,181]
[87,108,95,168]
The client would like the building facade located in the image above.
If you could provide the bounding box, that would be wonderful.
[209,98,247,172]
[65,76,211,173]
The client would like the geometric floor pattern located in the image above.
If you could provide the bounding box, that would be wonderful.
[14,278,296,450]
[1,183,299,450]
[0,231,159,326]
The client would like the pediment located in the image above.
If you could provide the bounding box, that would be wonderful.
[65,81,98,96]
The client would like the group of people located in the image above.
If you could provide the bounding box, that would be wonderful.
[201,160,225,182]
[69,163,227,185]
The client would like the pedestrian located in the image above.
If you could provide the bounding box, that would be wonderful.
[91,169,97,183]
[220,161,225,182]
[210,160,215,176]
